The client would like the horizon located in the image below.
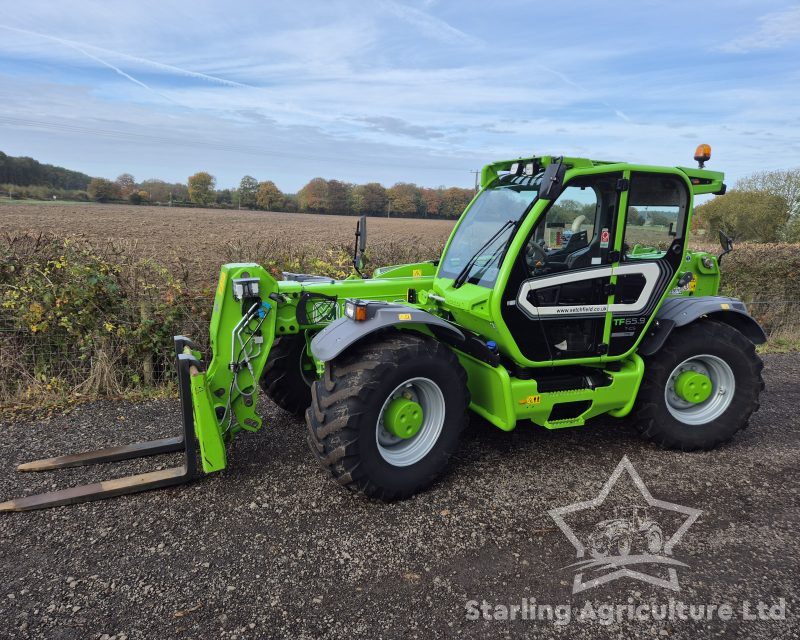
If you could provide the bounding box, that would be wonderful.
[1,1,798,192]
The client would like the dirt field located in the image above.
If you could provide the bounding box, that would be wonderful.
[0,353,797,639]
[0,202,456,286]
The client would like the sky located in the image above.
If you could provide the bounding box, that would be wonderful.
[0,0,799,192]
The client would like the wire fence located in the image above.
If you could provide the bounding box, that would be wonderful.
[1,298,798,404]
[0,294,213,402]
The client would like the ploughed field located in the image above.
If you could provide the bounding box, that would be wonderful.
[0,202,456,286]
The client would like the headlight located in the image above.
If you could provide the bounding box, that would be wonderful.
[345,299,368,321]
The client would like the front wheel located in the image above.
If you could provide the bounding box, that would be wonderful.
[306,332,469,500]
[260,335,316,417]
[635,320,764,450]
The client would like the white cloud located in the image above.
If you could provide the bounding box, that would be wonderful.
[718,5,800,53]
[0,1,797,189]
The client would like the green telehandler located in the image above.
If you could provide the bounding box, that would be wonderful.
[1,146,766,511]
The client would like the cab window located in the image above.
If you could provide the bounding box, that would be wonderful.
[623,173,688,256]
[524,173,621,276]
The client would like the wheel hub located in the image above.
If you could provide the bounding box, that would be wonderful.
[664,354,735,425]
[383,397,424,439]
[674,370,712,404]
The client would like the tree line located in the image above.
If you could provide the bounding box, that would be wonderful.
[0,151,92,190]
[0,149,474,219]
[3,148,799,234]
[89,171,476,219]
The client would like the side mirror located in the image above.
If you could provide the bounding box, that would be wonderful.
[538,159,567,200]
[353,215,367,276]
[718,229,733,265]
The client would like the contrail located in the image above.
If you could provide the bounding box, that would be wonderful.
[62,38,180,105]
[0,24,249,89]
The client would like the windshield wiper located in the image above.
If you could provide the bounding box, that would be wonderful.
[452,219,516,289]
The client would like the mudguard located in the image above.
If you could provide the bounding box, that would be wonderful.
[638,296,767,356]
[310,302,464,362]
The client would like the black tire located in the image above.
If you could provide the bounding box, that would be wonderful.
[306,331,469,500]
[635,320,764,450]
[260,335,315,417]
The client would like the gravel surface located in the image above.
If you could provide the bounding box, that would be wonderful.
[1,354,798,639]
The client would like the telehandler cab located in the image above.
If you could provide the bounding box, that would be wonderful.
[1,146,766,511]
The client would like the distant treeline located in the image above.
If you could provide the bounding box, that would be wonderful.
[0,151,92,190]
[0,152,476,218]
[0,151,474,219]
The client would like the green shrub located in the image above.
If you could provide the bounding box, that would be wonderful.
[0,234,201,402]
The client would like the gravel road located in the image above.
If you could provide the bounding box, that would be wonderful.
[1,354,798,639]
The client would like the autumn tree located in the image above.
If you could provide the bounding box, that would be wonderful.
[387,182,421,217]
[238,175,258,208]
[256,180,284,210]
[115,173,136,197]
[326,180,351,214]
[87,177,119,202]
[441,187,473,218]
[188,171,216,205]
[127,190,150,205]
[352,183,387,216]
[297,178,328,212]
[139,179,187,203]
[693,190,788,242]
[420,187,443,218]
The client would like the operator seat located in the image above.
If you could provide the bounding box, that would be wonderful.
[565,232,601,269]
[565,199,616,269]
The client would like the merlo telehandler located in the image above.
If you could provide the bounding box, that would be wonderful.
[1,145,765,511]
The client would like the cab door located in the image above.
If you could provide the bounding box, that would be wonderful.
[607,171,690,355]
[501,171,625,363]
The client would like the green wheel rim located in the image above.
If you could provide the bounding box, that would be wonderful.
[674,370,713,404]
[383,397,424,439]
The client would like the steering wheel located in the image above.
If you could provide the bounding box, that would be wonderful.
[525,240,548,269]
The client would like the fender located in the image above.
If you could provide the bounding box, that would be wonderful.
[310,302,464,362]
[638,296,766,356]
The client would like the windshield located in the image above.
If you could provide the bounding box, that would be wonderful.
[438,175,541,287]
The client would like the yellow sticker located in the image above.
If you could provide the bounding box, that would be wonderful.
[688,279,697,292]
[217,272,227,296]
[518,395,541,406]
[720,303,730,310]
[412,269,423,278]
[398,313,412,320]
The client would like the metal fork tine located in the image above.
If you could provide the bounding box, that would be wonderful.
[1,337,203,513]
[0,466,190,512]
[16,436,184,472]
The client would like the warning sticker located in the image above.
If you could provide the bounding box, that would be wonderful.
[600,228,610,249]
[518,395,541,406]
[398,313,412,320]
[412,269,423,277]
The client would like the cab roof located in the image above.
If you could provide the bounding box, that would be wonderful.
[480,155,726,196]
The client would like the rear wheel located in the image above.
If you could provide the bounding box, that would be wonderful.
[646,526,663,554]
[635,320,764,450]
[306,332,469,500]
[260,335,316,417]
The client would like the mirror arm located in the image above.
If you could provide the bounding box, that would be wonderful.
[718,229,734,265]
[353,215,367,277]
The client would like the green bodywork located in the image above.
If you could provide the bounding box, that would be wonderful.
[186,154,729,474]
